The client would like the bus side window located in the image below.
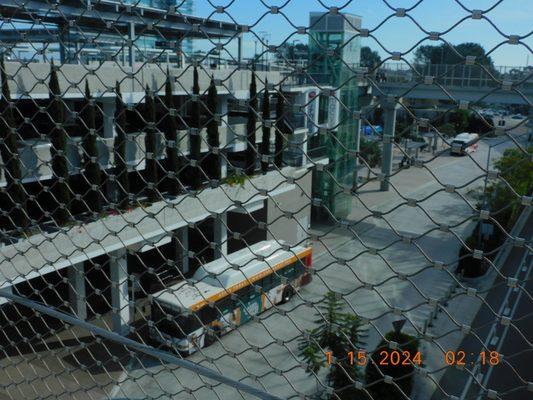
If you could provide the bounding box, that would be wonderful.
[282,263,296,279]
[235,285,251,304]
[261,274,273,291]
[216,297,234,315]
[272,272,281,287]
[199,306,218,325]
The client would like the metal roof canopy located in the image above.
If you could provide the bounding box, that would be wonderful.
[0,0,241,39]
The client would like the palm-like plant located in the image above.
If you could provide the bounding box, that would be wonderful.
[298,291,367,400]
[80,80,102,214]
[144,85,159,202]
[114,81,130,210]
[48,64,71,224]
[260,79,270,174]
[190,66,202,190]
[0,56,29,229]
[205,76,220,181]
[274,88,285,168]
[245,67,258,176]
[163,70,181,196]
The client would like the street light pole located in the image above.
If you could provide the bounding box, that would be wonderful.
[477,137,510,247]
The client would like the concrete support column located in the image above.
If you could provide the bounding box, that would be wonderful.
[351,117,361,191]
[177,227,189,274]
[102,98,116,139]
[220,156,228,179]
[237,35,243,65]
[59,24,67,64]
[109,250,130,335]
[527,107,533,143]
[128,22,136,67]
[68,263,87,320]
[213,212,228,259]
[380,97,398,192]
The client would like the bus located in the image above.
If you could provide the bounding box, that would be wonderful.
[148,240,312,354]
[450,132,479,155]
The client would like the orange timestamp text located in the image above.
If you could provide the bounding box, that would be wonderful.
[443,350,501,366]
[325,350,423,367]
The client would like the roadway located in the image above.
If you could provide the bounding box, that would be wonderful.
[0,126,527,400]
[112,130,530,399]
[431,218,532,400]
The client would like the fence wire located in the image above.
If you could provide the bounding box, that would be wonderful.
[0,1,532,400]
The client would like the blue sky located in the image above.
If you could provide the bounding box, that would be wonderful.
[192,0,533,67]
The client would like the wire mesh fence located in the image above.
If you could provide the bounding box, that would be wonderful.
[0,1,531,399]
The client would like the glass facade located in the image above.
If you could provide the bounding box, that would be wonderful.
[308,12,362,219]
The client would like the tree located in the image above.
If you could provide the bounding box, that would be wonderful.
[114,81,130,210]
[494,146,532,198]
[144,85,158,202]
[365,331,420,400]
[371,106,384,126]
[163,71,181,195]
[276,42,309,61]
[190,66,202,190]
[414,43,494,66]
[205,76,220,181]
[48,63,71,224]
[245,67,258,176]
[448,109,469,133]
[298,291,367,400]
[361,46,381,69]
[274,88,285,169]
[0,56,29,229]
[80,80,102,214]
[360,138,382,181]
[413,43,497,77]
[467,112,491,135]
[436,122,456,137]
[260,78,271,173]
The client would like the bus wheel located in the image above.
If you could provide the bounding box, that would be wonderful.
[280,286,294,304]
[204,328,220,347]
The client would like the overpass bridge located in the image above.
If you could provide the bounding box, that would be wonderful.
[372,63,533,105]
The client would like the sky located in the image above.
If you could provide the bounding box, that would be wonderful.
[191,0,533,67]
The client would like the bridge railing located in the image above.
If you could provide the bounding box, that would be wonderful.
[378,62,533,90]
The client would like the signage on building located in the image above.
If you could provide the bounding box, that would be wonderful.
[328,90,340,128]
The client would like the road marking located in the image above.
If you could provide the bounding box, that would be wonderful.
[460,250,530,400]
[475,257,533,400]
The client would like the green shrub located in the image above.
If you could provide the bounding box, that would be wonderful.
[365,331,420,400]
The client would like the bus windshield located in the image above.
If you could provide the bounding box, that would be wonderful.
[152,303,198,338]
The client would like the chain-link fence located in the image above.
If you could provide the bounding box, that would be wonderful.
[0,1,531,399]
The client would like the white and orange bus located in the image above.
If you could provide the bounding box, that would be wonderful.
[450,132,479,155]
[148,240,312,354]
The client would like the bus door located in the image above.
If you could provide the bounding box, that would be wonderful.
[236,286,262,324]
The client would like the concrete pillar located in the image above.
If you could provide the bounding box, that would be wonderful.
[380,97,398,191]
[59,24,67,64]
[109,250,130,335]
[237,35,243,66]
[128,22,136,67]
[177,227,189,274]
[349,117,362,191]
[221,156,228,179]
[527,107,533,143]
[68,263,87,320]
[102,98,116,139]
[213,212,228,259]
